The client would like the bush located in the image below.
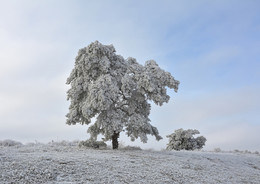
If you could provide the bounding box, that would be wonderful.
[244,150,251,154]
[234,149,241,153]
[79,139,107,149]
[48,140,79,147]
[166,128,206,151]
[120,145,142,151]
[214,148,222,152]
[0,139,23,147]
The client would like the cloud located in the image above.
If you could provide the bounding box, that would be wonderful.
[199,46,240,66]
[144,86,260,150]
[206,122,260,151]
[0,72,84,142]
[155,87,260,126]
[0,30,34,78]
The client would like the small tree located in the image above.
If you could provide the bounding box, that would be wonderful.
[66,41,179,149]
[166,128,206,151]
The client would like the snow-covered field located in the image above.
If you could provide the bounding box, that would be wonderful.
[1,141,260,184]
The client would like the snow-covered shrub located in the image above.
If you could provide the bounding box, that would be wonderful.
[234,149,241,153]
[214,148,222,152]
[196,136,207,149]
[244,150,251,154]
[120,145,142,151]
[166,129,206,151]
[79,139,107,149]
[0,139,23,147]
[48,140,79,147]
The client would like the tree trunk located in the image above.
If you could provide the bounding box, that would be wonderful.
[112,131,119,149]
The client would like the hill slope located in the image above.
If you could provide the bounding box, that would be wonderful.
[0,142,259,183]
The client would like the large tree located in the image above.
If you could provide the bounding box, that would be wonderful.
[66,41,179,149]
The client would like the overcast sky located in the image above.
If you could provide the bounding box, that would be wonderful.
[0,0,259,151]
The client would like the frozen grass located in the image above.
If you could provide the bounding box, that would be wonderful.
[0,140,260,183]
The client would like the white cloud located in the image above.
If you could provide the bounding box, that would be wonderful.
[152,87,260,126]
[145,87,260,150]
[206,122,260,151]
[199,46,240,65]
[0,30,32,78]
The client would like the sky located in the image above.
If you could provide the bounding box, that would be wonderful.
[0,0,259,151]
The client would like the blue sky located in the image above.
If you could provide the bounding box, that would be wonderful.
[0,0,259,151]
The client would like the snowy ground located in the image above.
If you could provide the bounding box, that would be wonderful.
[0,141,260,184]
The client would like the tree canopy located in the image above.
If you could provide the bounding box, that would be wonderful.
[66,41,179,148]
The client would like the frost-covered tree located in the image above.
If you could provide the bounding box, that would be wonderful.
[66,41,179,149]
[166,129,206,151]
